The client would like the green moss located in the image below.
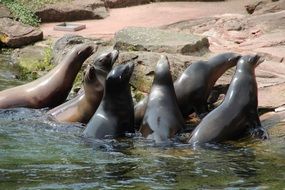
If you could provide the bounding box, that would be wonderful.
[15,45,53,80]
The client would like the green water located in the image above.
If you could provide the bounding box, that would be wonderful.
[0,51,284,190]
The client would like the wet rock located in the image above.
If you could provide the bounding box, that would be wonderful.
[106,0,151,8]
[261,111,285,127]
[35,0,109,22]
[0,18,43,48]
[114,27,209,56]
[0,4,13,18]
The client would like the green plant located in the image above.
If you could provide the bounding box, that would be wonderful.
[1,0,40,26]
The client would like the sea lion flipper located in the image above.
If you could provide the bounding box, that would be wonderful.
[248,111,269,140]
[249,127,269,140]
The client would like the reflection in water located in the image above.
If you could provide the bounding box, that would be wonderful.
[0,51,285,189]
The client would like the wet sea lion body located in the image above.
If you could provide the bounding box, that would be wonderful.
[83,62,135,139]
[188,55,268,145]
[0,44,94,109]
[134,53,241,127]
[47,50,119,124]
[139,55,184,143]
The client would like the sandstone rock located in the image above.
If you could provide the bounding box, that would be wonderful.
[0,18,43,48]
[164,10,285,60]
[245,0,270,14]
[154,0,224,1]
[35,0,109,22]
[51,34,115,67]
[106,0,151,8]
[259,82,285,109]
[0,4,12,18]
[114,27,209,56]
[245,0,285,15]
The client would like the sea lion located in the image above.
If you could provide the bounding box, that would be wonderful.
[139,55,184,143]
[0,44,94,109]
[83,62,135,139]
[47,50,119,124]
[188,54,268,145]
[134,52,241,127]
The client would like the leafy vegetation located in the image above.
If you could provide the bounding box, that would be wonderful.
[1,0,40,26]
[1,0,70,26]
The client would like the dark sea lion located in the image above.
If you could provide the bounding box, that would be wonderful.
[83,62,135,139]
[134,52,241,127]
[47,50,119,124]
[139,55,184,143]
[0,44,94,109]
[188,55,268,145]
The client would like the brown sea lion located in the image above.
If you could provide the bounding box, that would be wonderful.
[83,62,135,139]
[47,50,119,124]
[139,55,184,143]
[134,52,241,128]
[188,55,268,145]
[0,44,94,109]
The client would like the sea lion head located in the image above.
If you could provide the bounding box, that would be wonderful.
[105,62,134,89]
[73,44,95,61]
[237,54,264,71]
[210,52,241,67]
[93,49,119,72]
[154,55,172,84]
[84,64,97,84]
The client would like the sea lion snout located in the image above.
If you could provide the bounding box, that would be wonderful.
[85,65,97,82]
[253,54,264,67]
[77,45,95,57]
[228,53,242,63]
[110,49,119,63]
[126,62,135,76]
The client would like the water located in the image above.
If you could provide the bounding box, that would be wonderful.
[0,51,284,190]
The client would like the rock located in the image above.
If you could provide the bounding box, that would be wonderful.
[11,41,48,66]
[245,0,285,15]
[51,34,114,66]
[259,82,285,109]
[154,0,224,1]
[164,10,285,60]
[0,18,43,48]
[0,4,13,18]
[35,0,109,22]
[116,51,204,93]
[114,27,209,56]
[106,0,151,8]
[260,111,285,139]
[245,0,269,14]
